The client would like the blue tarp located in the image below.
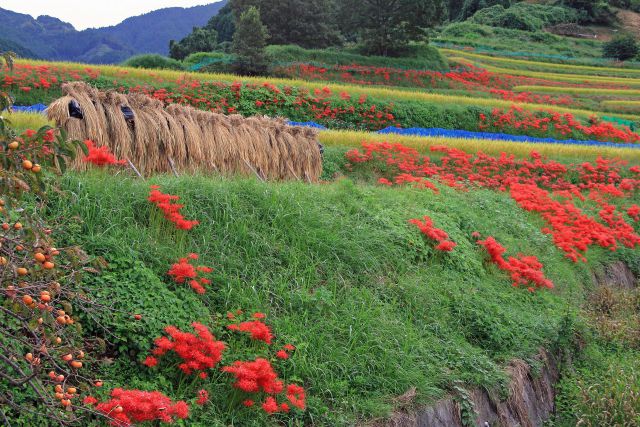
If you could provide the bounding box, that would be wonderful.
[287,121,328,130]
[11,104,48,113]
[377,127,640,150]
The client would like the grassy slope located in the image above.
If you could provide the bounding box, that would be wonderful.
[42,170,639,426]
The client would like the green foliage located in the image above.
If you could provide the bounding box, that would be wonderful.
[38,164,610,425]
[555,349,640,426]
[458,0,512,21]
[232,7,269,76]
[230,0,341,49]
[337,0,446,56]
[122,54,185,71]
[267,44,448,71]
[0,37,37,58]
[559,0,613,24]
[206,4,236,43]
[603,35,640,61]
[183,51,235,73]
[469,3,579,32]
[436,22,604,59]
[170,27,219,61]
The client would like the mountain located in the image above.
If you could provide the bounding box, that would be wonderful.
[0,37,37,59]
[0,2,227,64]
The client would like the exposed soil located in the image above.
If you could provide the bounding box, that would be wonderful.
[593,260,638,290]
[367,348,559,427]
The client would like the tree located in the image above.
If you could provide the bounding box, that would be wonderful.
[169,27,218,60]
[230,0,341,49]
[603,35,639,61]
[232,7,269,75]
[560,0,613,24]
[206,4,236,43]
[337,0,446,56]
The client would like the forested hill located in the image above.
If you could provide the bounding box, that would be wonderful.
[0,2,227,64]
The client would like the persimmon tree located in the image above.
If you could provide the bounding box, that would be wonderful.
[0,52,103,425]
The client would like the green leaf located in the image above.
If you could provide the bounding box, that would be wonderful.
[58,156,67,174]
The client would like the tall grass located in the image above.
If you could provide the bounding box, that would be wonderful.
[3,111,52,130]
[45,171,601,425]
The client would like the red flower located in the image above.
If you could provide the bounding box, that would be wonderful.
[222,358,284,394]
[196,389,209,406]
[83,140,126,167]
[243,399,255,407]
[228,320,273,344]
[286,384,306,410]
[276,350,289,360]
[146,322,226,376]
[93,388,189,426]
[262,397,279,414]
[143,356,158,367]
[83,396,98,406]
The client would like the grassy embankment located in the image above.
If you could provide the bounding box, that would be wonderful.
[39,168,638,426]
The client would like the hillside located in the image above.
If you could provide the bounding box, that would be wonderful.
[0,36,36,58]
[0,2,226,64]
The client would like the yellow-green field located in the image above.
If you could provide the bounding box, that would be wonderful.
[442,49,640,78]
[15,59,640,121]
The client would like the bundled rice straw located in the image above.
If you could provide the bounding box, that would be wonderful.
[47,82,323,181]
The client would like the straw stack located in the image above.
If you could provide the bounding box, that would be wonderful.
[47,82,323,181]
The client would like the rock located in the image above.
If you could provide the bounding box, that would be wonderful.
[594,261,637,290]
[371,349,559,427]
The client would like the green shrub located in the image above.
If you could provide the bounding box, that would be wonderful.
[603,35,639,61]
[122,54,185,71]
[469,3,578,31]
[183,51,230,66]
[267,44,449,71]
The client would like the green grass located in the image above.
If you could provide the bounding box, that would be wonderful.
[435,23,604,60]
[267,44,449,71]
[36,169,637,426]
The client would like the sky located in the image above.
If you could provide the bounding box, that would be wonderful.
[1,1,215,30]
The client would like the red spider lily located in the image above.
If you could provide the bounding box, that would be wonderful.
[286,384,306,410]
[262,396,280,414]
[86,388,189,426]
[222,358,284,394]
[275,350,289,360]
[167,255,214,294]
[346,141,640,264]
[146,323,225,376]
[228,320,274,344]
[83,140,126,167]
[477,236,554,290]
[196,389,209,406]
[409,216,457,252]
[148,185,199,230]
